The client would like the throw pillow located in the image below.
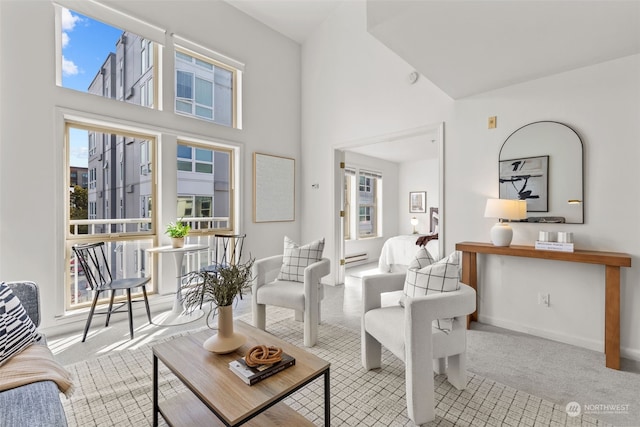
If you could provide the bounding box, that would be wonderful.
[0,282,42,366]
[277,236,325,282]
[401,251,461,332]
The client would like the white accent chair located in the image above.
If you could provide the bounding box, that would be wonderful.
[361,273,476,425]
[252,255,330,347]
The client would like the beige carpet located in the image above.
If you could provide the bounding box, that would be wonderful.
[61,308,609,426]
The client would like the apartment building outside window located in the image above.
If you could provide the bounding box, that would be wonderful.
[344,167,382,239]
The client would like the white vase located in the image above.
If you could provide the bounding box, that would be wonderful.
[202,305,246,354]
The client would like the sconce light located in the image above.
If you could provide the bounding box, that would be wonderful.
[484,199,527,246]
[411,217,419,234]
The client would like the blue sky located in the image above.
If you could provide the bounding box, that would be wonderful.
[62,8,122,167]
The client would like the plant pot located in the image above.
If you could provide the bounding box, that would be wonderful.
[171,237,185,248]
[203,305,246,354]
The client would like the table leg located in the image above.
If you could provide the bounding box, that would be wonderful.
[172,252,186,314]
[605,265,621,370]
[324,369,330,426]
[461,251,478,329]
[153,355,159,427]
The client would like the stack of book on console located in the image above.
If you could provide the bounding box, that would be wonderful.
[534,241,574,252]
[229,353,295,385]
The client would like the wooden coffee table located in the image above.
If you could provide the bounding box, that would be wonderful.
[152,320,330,426]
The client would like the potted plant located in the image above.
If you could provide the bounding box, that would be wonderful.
[182,257,255,353]
[165,220,190,248]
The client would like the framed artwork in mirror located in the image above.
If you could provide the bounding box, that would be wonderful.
[499,155,548,212]
[409,191,426,213]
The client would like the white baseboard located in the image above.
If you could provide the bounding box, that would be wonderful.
[477,314,640,362]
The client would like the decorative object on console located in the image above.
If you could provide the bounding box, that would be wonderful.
[182,257,255,354]
[484,198,527,247]
[411,217,419,234]
[409,191,426,213]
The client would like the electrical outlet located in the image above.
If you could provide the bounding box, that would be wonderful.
[538,293,550,307]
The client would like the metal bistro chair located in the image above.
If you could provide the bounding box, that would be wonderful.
[72,242,152,342]
[199,234,247,307]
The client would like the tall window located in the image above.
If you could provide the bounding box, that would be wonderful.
[66,122,157,309]
[176,142,232,232]
[344,167,382,239]
[175,49,235,127]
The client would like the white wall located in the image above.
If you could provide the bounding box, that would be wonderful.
[446,54,640,360]
[0,0,301,331]
[343,151,398,263]
[301,0,454,284]
[399,157,438,236]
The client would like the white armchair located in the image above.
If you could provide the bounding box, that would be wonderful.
[252,255,331,347]
[361,272,476,425]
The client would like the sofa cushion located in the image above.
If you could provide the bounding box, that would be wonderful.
[401,251,461,332]
[277,236,325,282]
[0,282,42,366]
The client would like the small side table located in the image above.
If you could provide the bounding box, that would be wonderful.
[148,244,209,326]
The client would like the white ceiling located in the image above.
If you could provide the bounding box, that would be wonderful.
[224,0,639,162]
[225,0,342,44]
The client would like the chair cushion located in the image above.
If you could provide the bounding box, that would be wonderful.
[401,251,461,332]
[0,282,42,366]
[276,236,325,282]
[256,280,305,311]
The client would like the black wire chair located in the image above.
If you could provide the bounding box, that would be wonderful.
[199,234,246,307]
[72,242,152,342]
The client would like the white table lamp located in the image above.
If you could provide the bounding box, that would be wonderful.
[484,199,527,246]
[411,217,419,234]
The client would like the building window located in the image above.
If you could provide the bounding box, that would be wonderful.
[175,49,236,127]
[176,141,232,231]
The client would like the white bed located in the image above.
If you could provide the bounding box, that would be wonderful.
[378,235,439,273]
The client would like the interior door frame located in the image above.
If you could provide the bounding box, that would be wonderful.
[332,122,445,285]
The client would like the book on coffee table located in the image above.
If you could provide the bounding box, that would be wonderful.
[229,353,296,385]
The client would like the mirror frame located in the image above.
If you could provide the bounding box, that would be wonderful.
[498,121,584,224]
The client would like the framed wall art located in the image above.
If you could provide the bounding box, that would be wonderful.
[253,152,295,222]
[409,191,426,213]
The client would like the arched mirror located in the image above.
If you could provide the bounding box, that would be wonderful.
[499,121,584,224]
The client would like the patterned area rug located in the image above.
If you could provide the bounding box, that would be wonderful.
[62,308,609,426]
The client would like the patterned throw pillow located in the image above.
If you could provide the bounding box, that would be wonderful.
[277,236,325,282]
[401,251,461,332]
[0,282,42,366]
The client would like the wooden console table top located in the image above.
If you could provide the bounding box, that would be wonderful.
[456,241,632,370]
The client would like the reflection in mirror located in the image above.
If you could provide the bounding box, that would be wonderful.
[499,121,584,224]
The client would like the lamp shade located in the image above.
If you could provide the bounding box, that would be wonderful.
[484,199,527,221]
[484,199,527,246]
[410,217,419,226]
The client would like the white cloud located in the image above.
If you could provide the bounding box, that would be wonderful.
[61,8,80,32]
[62,56,79,76]
[62,32,70,48]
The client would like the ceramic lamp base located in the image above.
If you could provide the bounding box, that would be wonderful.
[490,222,513,246]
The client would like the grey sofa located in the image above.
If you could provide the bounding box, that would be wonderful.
[0,281,68,427]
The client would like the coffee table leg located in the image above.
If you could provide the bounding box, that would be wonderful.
[153,355,158,427]
[324,369,330,426]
